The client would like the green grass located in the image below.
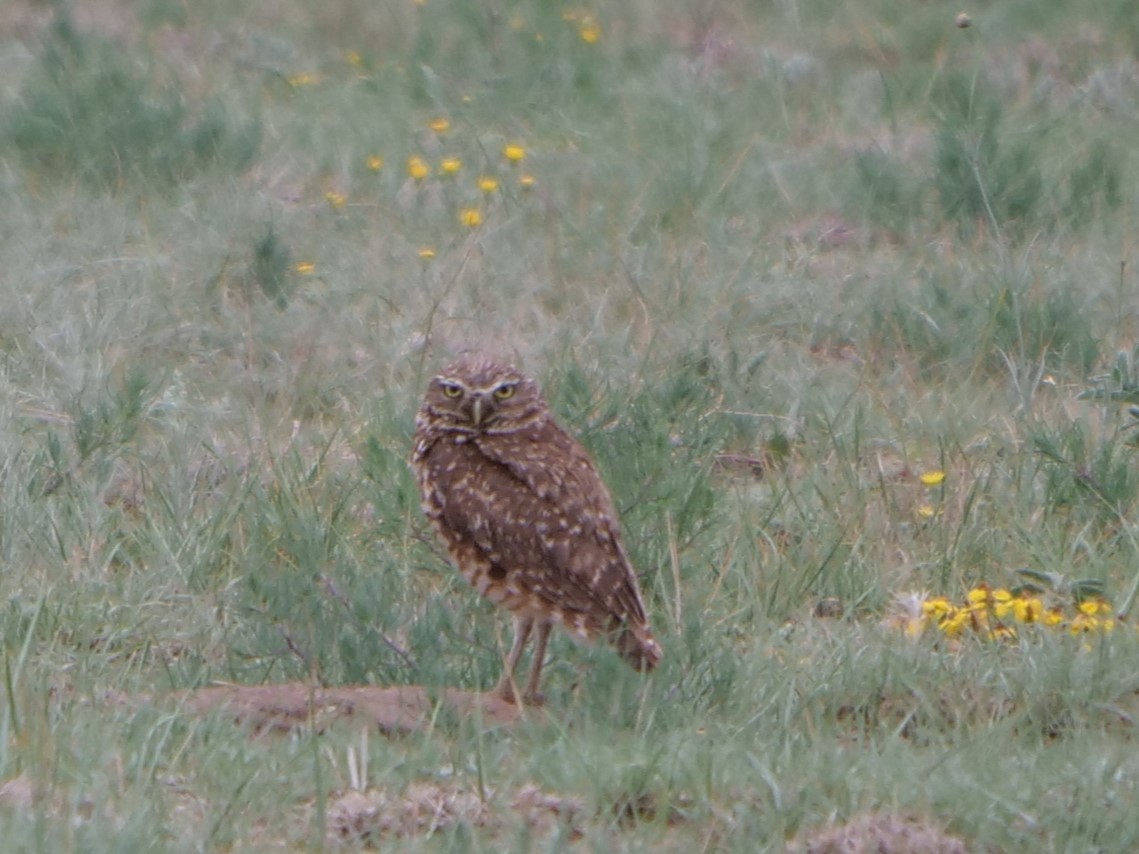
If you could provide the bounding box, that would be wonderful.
[3,0,1139,848]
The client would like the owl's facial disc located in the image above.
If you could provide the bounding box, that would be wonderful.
[430,362,534,432]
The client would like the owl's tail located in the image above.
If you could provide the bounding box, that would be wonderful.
[614,622,663,672]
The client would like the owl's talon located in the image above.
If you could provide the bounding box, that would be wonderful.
[522,690,546,707]
[490,681,544,707]
[492,681,519,705]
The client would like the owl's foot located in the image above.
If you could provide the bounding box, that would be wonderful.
[491,679,545,707]
[522,690,546,707]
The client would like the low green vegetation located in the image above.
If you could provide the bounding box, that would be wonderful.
[2,0,1139,848]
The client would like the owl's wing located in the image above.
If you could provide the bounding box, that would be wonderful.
[459,425,649,626]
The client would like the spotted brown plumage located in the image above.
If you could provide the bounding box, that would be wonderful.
[410,354,662,705]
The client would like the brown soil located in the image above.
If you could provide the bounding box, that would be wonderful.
[326,782,583,844]
[173,683,523,735]
[788,812,972,854]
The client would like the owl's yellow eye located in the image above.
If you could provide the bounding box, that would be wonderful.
[440,382,463,398]
[494,384,516,400]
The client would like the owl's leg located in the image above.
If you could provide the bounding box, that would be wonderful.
[522,620,553,706]
[492,615,533,704]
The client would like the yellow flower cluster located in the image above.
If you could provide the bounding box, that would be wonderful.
[915,469,947,521]
[562,10,600,43]
[393,139,534,237]
[908,585,1117,641]
[284,58,541,267]
[287,72,319,88]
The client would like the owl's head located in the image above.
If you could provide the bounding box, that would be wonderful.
[421,355,547,433]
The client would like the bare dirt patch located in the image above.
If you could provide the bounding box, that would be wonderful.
[789,811,973,854]
[326,781,583,845]
[177,683,522,735]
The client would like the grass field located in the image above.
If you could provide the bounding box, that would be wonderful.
[3,0,1139,849]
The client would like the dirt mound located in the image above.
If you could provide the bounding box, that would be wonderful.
[176,683,522,734]
[327,782,582,844]
[788,812,972,854]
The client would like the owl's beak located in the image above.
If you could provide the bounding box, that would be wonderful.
[470,394,485,426]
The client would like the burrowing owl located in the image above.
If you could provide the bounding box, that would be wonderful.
[411,354,662,705]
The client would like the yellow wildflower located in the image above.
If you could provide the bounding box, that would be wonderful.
[579,18,601,43]
[922,597,953,619]
[407,156,431,180]
[916,504,939,519]
[287,72,318,87]
[989,625,1017,641]
[503,143,526,163]
[325,191,347,209]
[417,247,436,259]
[1043,608,1065,627]
[991,589,1013,618]
[366,155,384,172]
[519,174,536,189]
[966,587,989,606]
[940,611,969,638]
[477,176,499,192]
[920,470,946,487]
[440,157,462,175]
[459,207,482,227]
[1011,596,1043,623]
[1070,614,1099,634]
[295,261,316,274]
[430,117,450,133]
[1078,599,1112,616]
